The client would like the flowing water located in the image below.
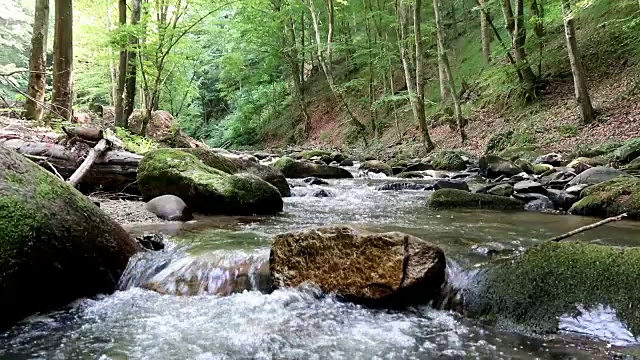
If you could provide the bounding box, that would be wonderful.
[3,171,640,359]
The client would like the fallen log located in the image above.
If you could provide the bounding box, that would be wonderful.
[62,126,104,142]
[67,139,110,187]
[0,138,142,193]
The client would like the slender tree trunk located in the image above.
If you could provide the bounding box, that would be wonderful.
[501,0,536,96]
[414,0,433,149]
[479,0,491,64]
[434,0,466,143]
[396,0,434,151]
[107,0,117,105]
[114,0,127,127]
[306,0,367,141]
[438,59,449,103]
[24,0,50,121]
[51,0,73,122]
[562,0,595,124]
[123,0,142,123]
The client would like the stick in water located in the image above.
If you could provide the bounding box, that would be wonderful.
[546,213,628,242]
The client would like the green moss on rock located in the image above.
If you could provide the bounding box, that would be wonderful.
[614,138,640,163]
[0,145,138,329]
[431,150,468,171]
[273,156,353,179]
[497,145,541,162]
[568,176,640,219]
[427,189,525,210]
[296,150,332,160]
[474,242,640,335]
[360,160,392,176]
[137,149,283,215]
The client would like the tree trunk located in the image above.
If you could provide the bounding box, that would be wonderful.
[24,0,50,122]
[438,60,449,103]
[479,0,491,64]
[396,0,434,151]
[501,0,536,97]
[123,0,142,124]
[114,0,127,127]
[414,0,434,150]
[562,0,595,124]
[51,0,74,122]
[434,0,466,143]
[306,0,367,140]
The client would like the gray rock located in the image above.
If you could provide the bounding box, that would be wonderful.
[487,183,514,197]
[310,189,333,198]
[566,166,625,186]
[303,177,329,186]
[404,163,434,172]
[433,179,470,192]
[512,192,550,202]
[565,184,589,196]
[340,159,354,166]
[614,138,640,163]
[545,189,578,210]
[320,155,333,164]
[145,195,193,221]
[513,180,546,194]
[479,155,522,178]
[392,166,406,175]
[524,196,555,212]
[534,153,563,166]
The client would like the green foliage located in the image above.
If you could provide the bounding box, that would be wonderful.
[557,124,579,137]
[111,127,158,154]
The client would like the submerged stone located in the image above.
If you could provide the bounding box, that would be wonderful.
[145,194,193,222]
[269,226,446,306]
[0,145,139,329]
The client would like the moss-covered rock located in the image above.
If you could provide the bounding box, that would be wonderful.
[485,130,515,154]
[514,159,534,174]
[431,150,468,171]
[274,156,353,179]
[566,166,625,187]
[614,138,640,164]
[360,160,393,176]
[270,226,445,306]
[295,149,332,160]
[0,145,139,329]
[182,148,290,197]
[137,149,283,215]
[497,145,541,162]
[427,189,525,210]
[479,155,522,178]
[568,176,640,219]
[573,141,621,159]
[624,156,640,171]
[471,242,640,335]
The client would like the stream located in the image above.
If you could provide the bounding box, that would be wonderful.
[2,171,640,359]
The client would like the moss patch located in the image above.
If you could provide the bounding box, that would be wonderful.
[475,242,640,335]
[431,150,468,171]
[569,176,640,219]
[427,189,525,210]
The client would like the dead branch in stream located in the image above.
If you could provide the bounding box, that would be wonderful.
[546,213,628,242]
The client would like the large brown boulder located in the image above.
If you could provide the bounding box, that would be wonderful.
[269,226,446,306]
[0,145,139,329]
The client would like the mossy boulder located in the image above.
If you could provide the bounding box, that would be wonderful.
[427,189,525,210]
[479,155,522,178]
[273,157,353,179]
[470,242,640,335]
[624,156,640,171]
[270,226,446,306]
[295,149,332,160]
[566,166,625,187]
[182,148,290,197]
[573,141,621,159]
[614,138,640,164]
[137,149,283,215]
[360,160,393,176]
[431,150,468,171]
[485,130,515,154]
[497,145,541,162]
[568,176,640,219]
[0,145,139,329]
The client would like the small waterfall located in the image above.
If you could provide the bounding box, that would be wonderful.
[431,259,487,314]
[119,247,271,296]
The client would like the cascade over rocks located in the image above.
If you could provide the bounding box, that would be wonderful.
[274,157,353,179]
[359,160,392,176]
[0,145,139,329]
[137,149,283,215]
[375,182,431,191]
[269,226,446,306]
